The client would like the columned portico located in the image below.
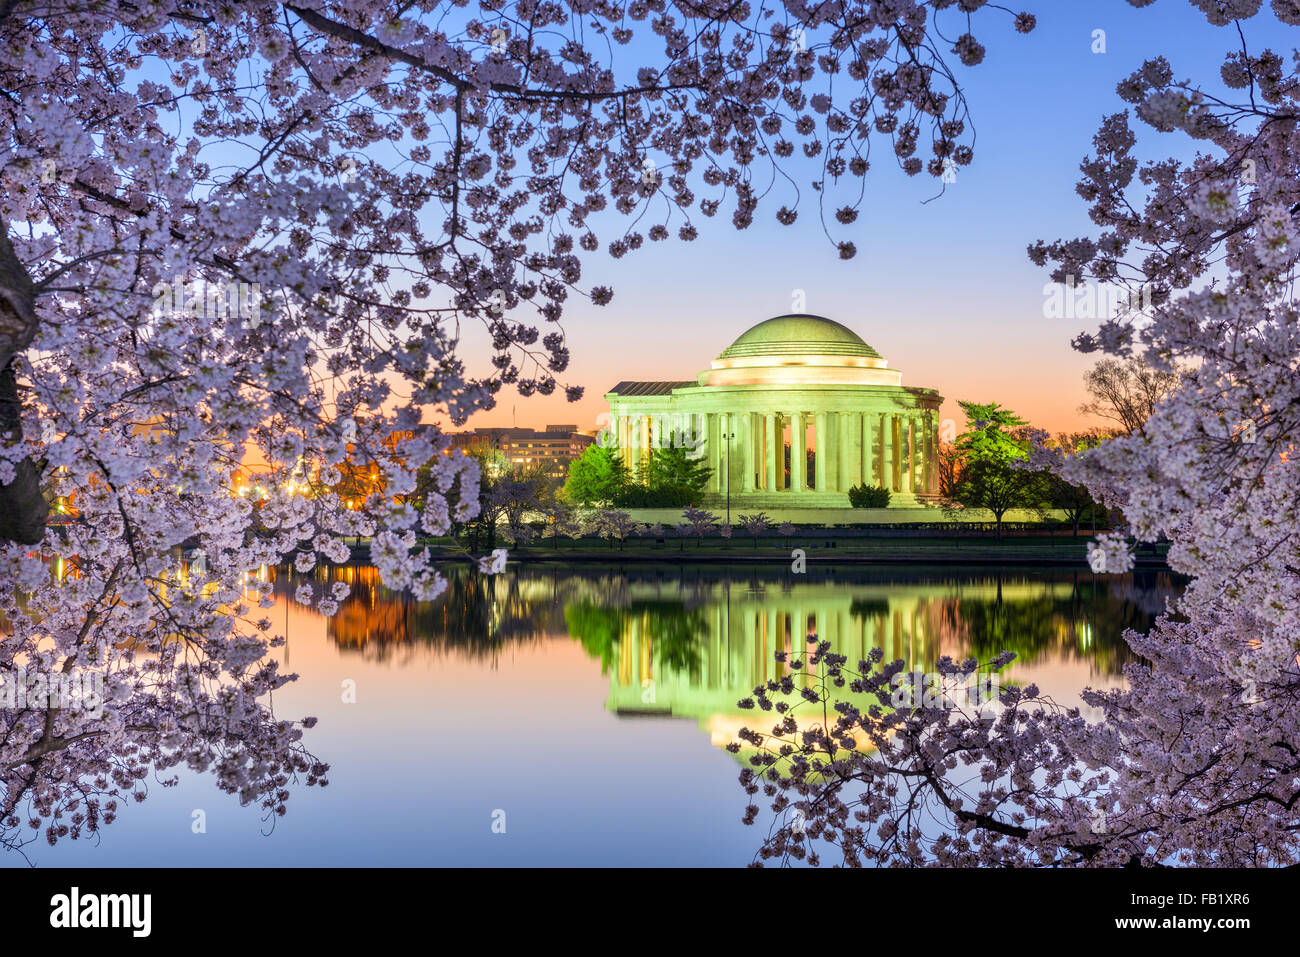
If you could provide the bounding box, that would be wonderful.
[605,315,944,509]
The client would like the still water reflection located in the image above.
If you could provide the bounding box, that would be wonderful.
[19,563,1182,867]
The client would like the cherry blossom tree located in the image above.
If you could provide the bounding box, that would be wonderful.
[738,0,1300,867]
[738,511,771,549]
[682,505,719,547]
[594,507,638,549]
[0,0,1039,853]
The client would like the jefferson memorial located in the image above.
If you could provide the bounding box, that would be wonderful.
[605,315,944,509]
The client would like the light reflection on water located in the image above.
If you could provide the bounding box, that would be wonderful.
[15,562,1181,867]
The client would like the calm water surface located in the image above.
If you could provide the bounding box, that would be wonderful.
[17,562,1182,867]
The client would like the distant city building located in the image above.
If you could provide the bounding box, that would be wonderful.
[449,424,594,478]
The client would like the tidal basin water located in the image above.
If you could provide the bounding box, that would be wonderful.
[15,562,1182,867]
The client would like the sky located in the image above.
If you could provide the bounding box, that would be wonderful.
[448,1,1295,436]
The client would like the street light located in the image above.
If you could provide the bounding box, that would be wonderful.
[723,428,735,526]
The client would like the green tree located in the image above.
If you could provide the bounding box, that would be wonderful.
[955,401,1029,465]
[956,458,1046,539]
[1043,472,1094,537]
[562,445,629,505]
[952,402,1045,538]
[644,445,712,503]
[1047,431,1110,535]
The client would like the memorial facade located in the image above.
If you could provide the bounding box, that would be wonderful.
[604,314,944,509]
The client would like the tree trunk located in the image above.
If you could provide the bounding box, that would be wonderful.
[0,362,48,544]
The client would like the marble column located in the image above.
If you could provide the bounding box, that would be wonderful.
[848,411,863,489]
[861,412,872,488]
[928,411,939,495]
[821,412,833,492]
[886,414,895,492]
[638,415,649,478]
[814,411,828,493]
[764,414,778,491]
[904,416,915,494]
[905,415,916,494]
[919,414,930,495]
[791,412,806,493]
[912,416,924,495]
[899,416,908,492]
[742,412,756,492]
[898,416,908,494]
[842,415,852,491]
[916,415,925,494]
[720,413,733,498]
[879,413,891,490]
[706,412,721,492]
[837,413,849,490]
[920,415,929,494]
[932,413,939,493]
[831,413,842,492]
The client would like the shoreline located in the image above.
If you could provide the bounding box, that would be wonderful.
[340,536,1172,569]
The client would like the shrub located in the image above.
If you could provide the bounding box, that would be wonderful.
[848,484,891,508]
[611,482,697,508]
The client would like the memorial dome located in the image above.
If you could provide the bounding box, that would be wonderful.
[718,315,882,360]
[700,314,899,386]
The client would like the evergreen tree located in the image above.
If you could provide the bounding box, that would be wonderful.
[562,445,629,505]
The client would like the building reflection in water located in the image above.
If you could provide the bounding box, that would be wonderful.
[276,563,1182,745]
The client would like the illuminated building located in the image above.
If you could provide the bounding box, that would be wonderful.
[605,314,944,507]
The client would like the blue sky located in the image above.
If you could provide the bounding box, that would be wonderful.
[455,0,1295,434]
